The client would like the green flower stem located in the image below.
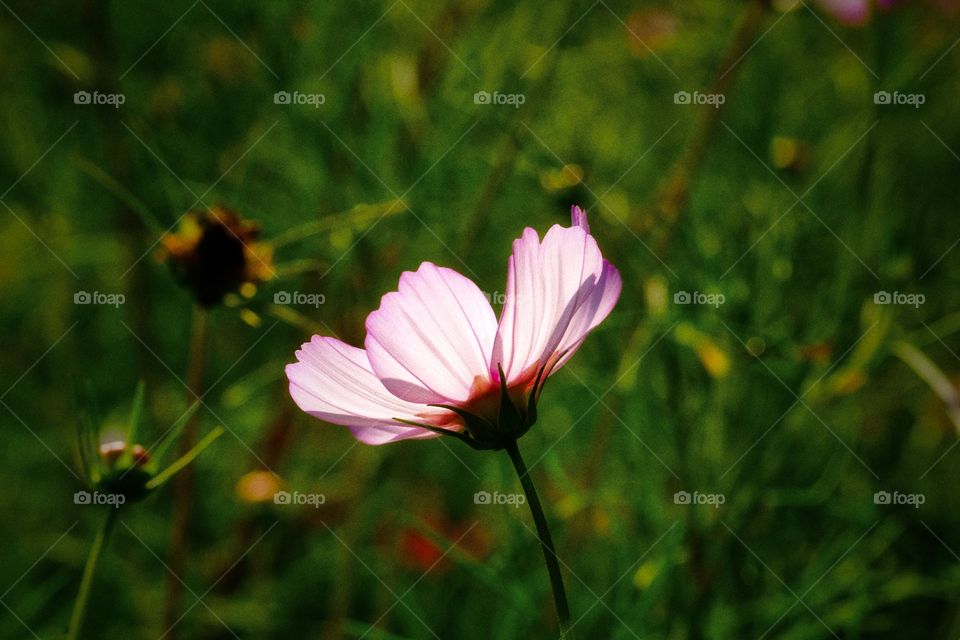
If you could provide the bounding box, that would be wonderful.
[164,305,207,637]
[648,0,768,248]
[269,199,406,249]
[67,508,118,640]
[146,426,225,490]
[504,440,572,639]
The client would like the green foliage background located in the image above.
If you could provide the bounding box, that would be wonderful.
[1,0,959,638]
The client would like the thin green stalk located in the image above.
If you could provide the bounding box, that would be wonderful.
[146,426,225,490]
[646,0,769,254]
[67,509,118,640]
[269,199,406,249]
[164,305,207,637]
[504,440,571,639]
[74,156,163,235]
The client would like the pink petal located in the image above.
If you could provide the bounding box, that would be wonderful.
[551,259,622,370]
[365,262,498,404]
[493,210,620,384]
[571,205,590,233]
[286,336,447,445]
[817,0,870,25]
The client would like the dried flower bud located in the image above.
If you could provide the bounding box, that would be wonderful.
[158,206,273,307]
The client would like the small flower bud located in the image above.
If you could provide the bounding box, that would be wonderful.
[130,444,150,466]
[99,440,127,465]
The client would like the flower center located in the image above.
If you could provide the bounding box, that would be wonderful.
[424,366,544,450]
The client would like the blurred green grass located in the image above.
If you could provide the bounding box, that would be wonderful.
[1,0,960,638]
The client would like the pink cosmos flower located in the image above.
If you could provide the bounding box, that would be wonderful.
[815,0,905,26]
[816,0,871,25]
[286,206,621,449]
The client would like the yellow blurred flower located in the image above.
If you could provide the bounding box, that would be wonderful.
[235,470,282,504]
